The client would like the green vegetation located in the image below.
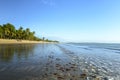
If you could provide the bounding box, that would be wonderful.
[0,23,59,42]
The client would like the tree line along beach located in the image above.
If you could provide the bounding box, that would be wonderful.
[0,23,59,44]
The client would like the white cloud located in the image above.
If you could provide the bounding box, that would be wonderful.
[41,0,55,6]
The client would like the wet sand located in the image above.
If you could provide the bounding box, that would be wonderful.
[0,43,120,80]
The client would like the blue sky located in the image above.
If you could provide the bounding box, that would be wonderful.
[0,0,120,42]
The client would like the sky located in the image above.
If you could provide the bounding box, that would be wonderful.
[0,0,120,42]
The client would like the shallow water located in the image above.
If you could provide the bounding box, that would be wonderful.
[0,43,120,80]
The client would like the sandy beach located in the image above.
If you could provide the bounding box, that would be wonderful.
[0,39,49,44]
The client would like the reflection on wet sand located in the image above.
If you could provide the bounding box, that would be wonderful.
[0,44,35,62]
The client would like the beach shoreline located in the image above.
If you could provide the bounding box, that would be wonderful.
[0,39,49,44]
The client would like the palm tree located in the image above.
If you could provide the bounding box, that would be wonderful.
[25,28,30,40]
[29,31,35,40]
[6,23,16,39]
[18,26,23,39]
[0,25,3,38]
[2,24,10,39]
